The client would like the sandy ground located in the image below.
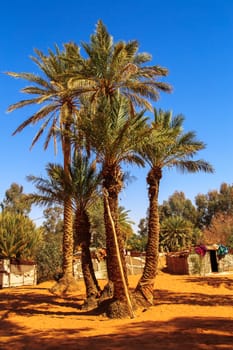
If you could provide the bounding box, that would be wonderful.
[0,270,233,350]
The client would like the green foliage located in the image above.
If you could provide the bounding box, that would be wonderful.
[139,108,214,175]
[6,43,82,151]
[160,216,196,252]
[36,232,63,283]
[69,20,171,113]
[80,95,148,169]
[89,202,136,249]
[137,217,148,237]
[2,183,32,216]
[0,211,41,260]
[88,197,106,248]
[36,208,63,282]
[137,108,213,262]
[118,206,135,244]
[159,191,198,225]
[28,152,101,212]
[126,232,147,252]
[195,182,233,228]
[126,216,148,252]
[42,207,63,235]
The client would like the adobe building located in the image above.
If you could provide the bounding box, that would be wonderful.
[166,245,233,276]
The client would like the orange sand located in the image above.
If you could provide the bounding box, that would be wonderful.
[0,271,233,349]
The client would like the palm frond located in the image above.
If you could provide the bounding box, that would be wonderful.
[171,160,214,174]
[6,71,50,88]
[12,104,58,135]
[7,98,45,113]
[141,108,214,178]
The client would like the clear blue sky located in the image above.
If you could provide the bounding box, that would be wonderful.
[0,0,232,229]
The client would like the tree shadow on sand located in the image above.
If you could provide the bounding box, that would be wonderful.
[0,288,107,320]
[1,276,233,349]
[1,276,233,318]
[153,274,233,307]
[154,288,233,307]
[0,316,233,350]
[184,275,233,289]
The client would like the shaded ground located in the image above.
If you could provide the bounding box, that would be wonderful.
[0,271,233,349]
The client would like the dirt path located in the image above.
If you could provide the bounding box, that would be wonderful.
[0,272,233,349]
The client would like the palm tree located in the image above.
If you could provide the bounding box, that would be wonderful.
[135,108,214,305]
[27,152,102,297]
[118,206,135,246]
[69,22,171,317]
[80,96,148,317]
[71,152,102,305]
[160,216,194,252]
[6,43,83,289]
[27,161,77,293]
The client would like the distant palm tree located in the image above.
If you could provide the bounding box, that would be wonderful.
[160,216,194,252]
[6,43,83,288]
[118,206,135,246]
[135,108,214,305]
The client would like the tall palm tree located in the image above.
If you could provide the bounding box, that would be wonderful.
[27,161,76,293]
[135,108,214,305]
[27,152,102,297]
[69,21,171,317]
[71,152,102,304]
[6,43,83,288]
[80,96,148,317]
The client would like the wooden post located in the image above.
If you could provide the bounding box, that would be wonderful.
[103,189,135,319]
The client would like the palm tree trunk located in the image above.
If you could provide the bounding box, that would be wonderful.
[50,196,77,294]
[50,105,78,294]
[103,190,135,318]
[103,186,128,300]
[101,165,135,317]
[62,197,74,278]
[75,209,101,300]
[135,167,161,305]
[62,104,74,279]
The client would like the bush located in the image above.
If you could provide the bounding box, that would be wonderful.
[36,233,63,283]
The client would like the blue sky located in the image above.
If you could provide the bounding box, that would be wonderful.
[0,0,232,229]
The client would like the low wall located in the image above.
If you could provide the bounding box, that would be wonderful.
[0,259,37,288]
[73,255,146,280]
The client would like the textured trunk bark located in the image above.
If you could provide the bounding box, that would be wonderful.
[101,164,135,318]
[135,167,161,305]
[50,195,78,294]
[103,190,135,318]
[50,104,78,294]
[75,209,101,298]
[62,197,74,278]
[103,187,128,301]
[62,106,73,280]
